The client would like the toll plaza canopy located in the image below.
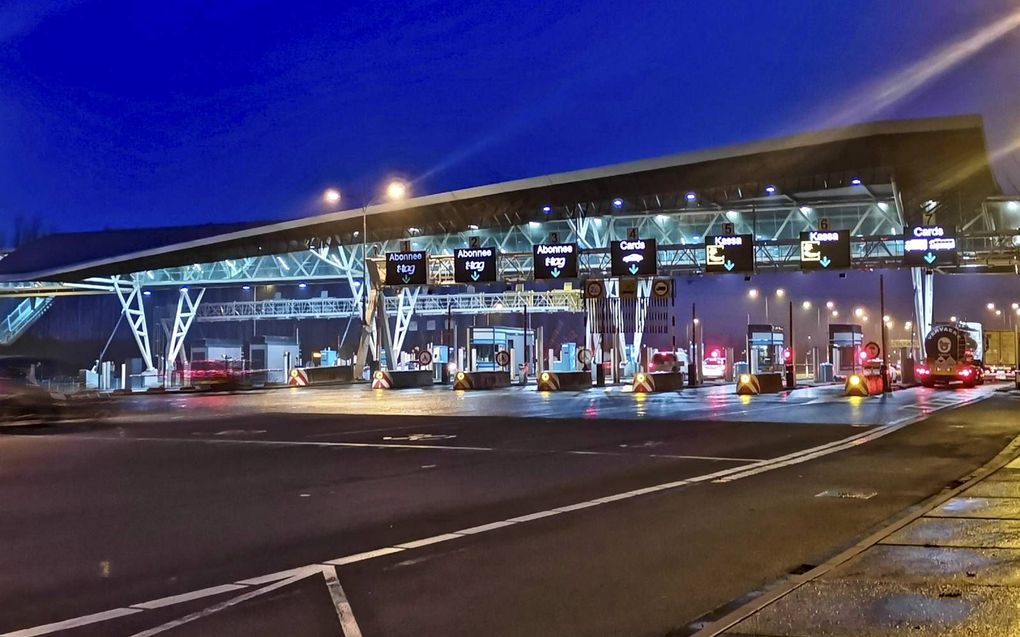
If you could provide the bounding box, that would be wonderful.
[0,114,1001,283]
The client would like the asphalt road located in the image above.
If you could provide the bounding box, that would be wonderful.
[0,384,1015,636]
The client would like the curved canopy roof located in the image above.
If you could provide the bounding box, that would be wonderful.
[0,114,999,282]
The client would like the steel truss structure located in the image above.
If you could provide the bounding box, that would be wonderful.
[194,290,583,322]
[1,188,1017,371]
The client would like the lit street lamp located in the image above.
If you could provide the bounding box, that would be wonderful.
[386,180,408,201]
[323,188,341,206]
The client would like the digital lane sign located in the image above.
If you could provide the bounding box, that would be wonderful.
[533,243,578,280]
[799,230,851,270]
[385,251,428,285]
[610,238,657,277]
[705,234,755,273]
[454,247,497,283]
[903,225,957,267]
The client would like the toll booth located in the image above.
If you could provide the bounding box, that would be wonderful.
[317,348,339,367]
[430,344,452,383]
[829,323,864,378]
[248,335,300,384]
[191,338,243,363]
[747,324,784,374]
[468,326,535,375]
[549,343,578,372]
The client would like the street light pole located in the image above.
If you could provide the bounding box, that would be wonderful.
[880,274,890,393]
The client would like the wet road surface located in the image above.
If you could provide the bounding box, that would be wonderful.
[0,384,1014,636]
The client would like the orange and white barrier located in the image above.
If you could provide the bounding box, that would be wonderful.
[288,368,309,387]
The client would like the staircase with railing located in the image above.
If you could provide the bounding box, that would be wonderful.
[0,296,54,345]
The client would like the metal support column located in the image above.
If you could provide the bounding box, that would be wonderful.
[112,276,156,372]
[165,287,206,380]
[911,267,934,359]
[632,278,653,355]
[391,286,420,360]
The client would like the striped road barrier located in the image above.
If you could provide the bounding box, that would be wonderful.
[289,368,310,387]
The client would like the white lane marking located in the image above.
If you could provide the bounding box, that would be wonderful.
[394,533,463,549]
[322,566,363,637]
[8,389,997,637]
[128,568,318,637]
[326,547,405,565]
[235,566,311,586]
[0,608,142,637]
[130,584,245,609]
[69,435,495,453]
[307,423,450,438]
[566,450,761,462]
[65,434,762,463]
[715,389,998,482]
[454,519,518,534]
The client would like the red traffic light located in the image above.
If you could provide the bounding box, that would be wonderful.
[783,348,792,362]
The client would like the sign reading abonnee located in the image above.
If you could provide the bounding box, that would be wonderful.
[385,251,428,285]
[610,238,657,277]
[533,243,578,280]
[705,234,755,273]
[454,247,497,283]
[799,230,851,270]
[903,225,957,267]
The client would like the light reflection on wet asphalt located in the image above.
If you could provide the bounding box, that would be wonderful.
[112,382,1000,427]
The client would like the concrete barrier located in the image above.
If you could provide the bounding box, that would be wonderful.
[304,365,354,384]
[372,369,434,389]
[537,371,592,391]
[453,371,511,390]
[735,372,785,395]
[632,371,684,393]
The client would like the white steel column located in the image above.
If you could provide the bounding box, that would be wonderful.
[911,267,934,356]
[391,286,420,359]
[632,278,653,355]
[112,276,156,372]
[165,287,205,377]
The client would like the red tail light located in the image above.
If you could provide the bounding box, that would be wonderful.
[958,368,972,378]
[916,366,930,376]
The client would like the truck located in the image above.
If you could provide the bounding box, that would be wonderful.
[916,322,984,388]
[983,329,1018,377]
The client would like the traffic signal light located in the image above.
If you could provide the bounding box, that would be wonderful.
[783,347,792,363]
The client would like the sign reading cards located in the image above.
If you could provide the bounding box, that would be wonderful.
[533,243,578,280]
[454,247,497,283]
[610,238,657,276]
[705,234,755,273]
[385,251,428,285]
[799,230,851,270]
[903,225,957,267]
